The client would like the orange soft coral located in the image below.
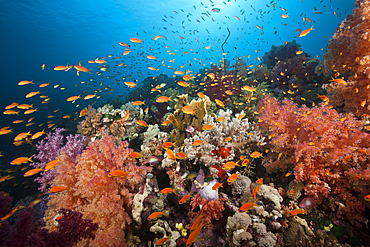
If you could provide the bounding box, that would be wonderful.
[189,194,226,228]
[258,94,370,227]
[44,135,151,246]
[323,0,370,117]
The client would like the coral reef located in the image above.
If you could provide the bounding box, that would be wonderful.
[201,64,241,102]
[258,94,370,227]
[322,0,370,117]
[262,40,304,69]
[43,135,151,246]
[77,105,103,137]
[30,128,85,193]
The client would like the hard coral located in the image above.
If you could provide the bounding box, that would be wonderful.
[258,94,370,227]
[262,40,303,69]
[44,135,151,246]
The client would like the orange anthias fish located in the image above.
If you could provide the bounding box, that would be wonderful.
[136,120,148,127]
[74,61,91,76]
[26,91,40,98]
[124,81,138,88]
[108,170,128,177]
[222,161,240,170]
[212,182,223,190]
[18,80,34,86]
[179,192,192,204]
[79,108,87,117]
[183,75,192,81]
[67,95,80,102]
[290,208,306,216]
[148,211,168,221]
[154,35,162,40]
[166,149,176,160]
[24,168,43,177]
[14,131,31,141]
[202,124,214,131]
[10,156,33,165]
[159,188,177,195]
[197,92,206,98]
[44,158,60,171]
[48,186,69,193]
[128,152,143,159]
[155,237,170,246]
[133,100,145,106]
[256,178,263,185]
[187,220,207,246]
[329,78,347,85]
[156,96,172,103]
[178,81,190,87]
[227,173,241,184]
[215,99,225,108]
[130,38,143,43]
[5,102,18,109]
[192,140,206,146]
[250,151,263,158]
[162,141,176,149]
[239,199,258,213]
[299,25,315,37]
[175,152,187,159]
[84,94,96,100]
[182,106,195,114]
[17,104,33,109]
[54,64,72,71]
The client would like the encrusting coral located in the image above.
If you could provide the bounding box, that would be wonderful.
[43,135,151,246]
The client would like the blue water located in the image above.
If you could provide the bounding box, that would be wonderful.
[0,0,356,198]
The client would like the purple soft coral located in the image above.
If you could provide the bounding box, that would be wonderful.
[30,128,86,192]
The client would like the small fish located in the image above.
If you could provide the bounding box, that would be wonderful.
[222,161,240,170]
[211,8,220,12]
[202,124,214,131]
[10,156,33,165]
[299,25,315,37]
[364,194,370,201]
[24,168,43,177]
[161,120,172,126]
[48,186,68,193]
[124,81,138,88]
[136,120,148,127]
[44,158,60,171]
[18,80,34,86]
[182,105,195,114]
[67,95,80,102]
[148,211,168,221]
[175,152,187,159]
[130,38,142,43]
[159,188,177,195]
[227,173,241,183]
[212,182,223,190]
[108,170,128,177]
[215,99,225,108]
[192,140,206,146]
[26,91,40,98]
[179,192,192,204]
[128,152,143,159]
[183,75,192,81]
[178,81,190,87]
[290,208,306,216]
[250,151,263,158]
[155,237,170,246]
[187,220,207,246]
[197,92,205,98]
[256,178,263,185]
[79,108,87,117]
[239,199,258,213]
[156,96,172,103]
[281,14,289,18]
[166,149,176,160]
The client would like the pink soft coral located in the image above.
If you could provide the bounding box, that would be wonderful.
[44,135,151,246]
[258,94,370,227]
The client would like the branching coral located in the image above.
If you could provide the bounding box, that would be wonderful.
[177,109,265,176]
[258,94,370,227]
[77,105,103,137]
[43,135,151,246]
[322,0,370,117]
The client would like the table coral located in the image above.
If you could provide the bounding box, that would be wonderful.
[43,135,151,246]
[258,94,370,227]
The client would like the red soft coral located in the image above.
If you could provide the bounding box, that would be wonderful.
[189,194,225,228]
[258,94,370,227]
